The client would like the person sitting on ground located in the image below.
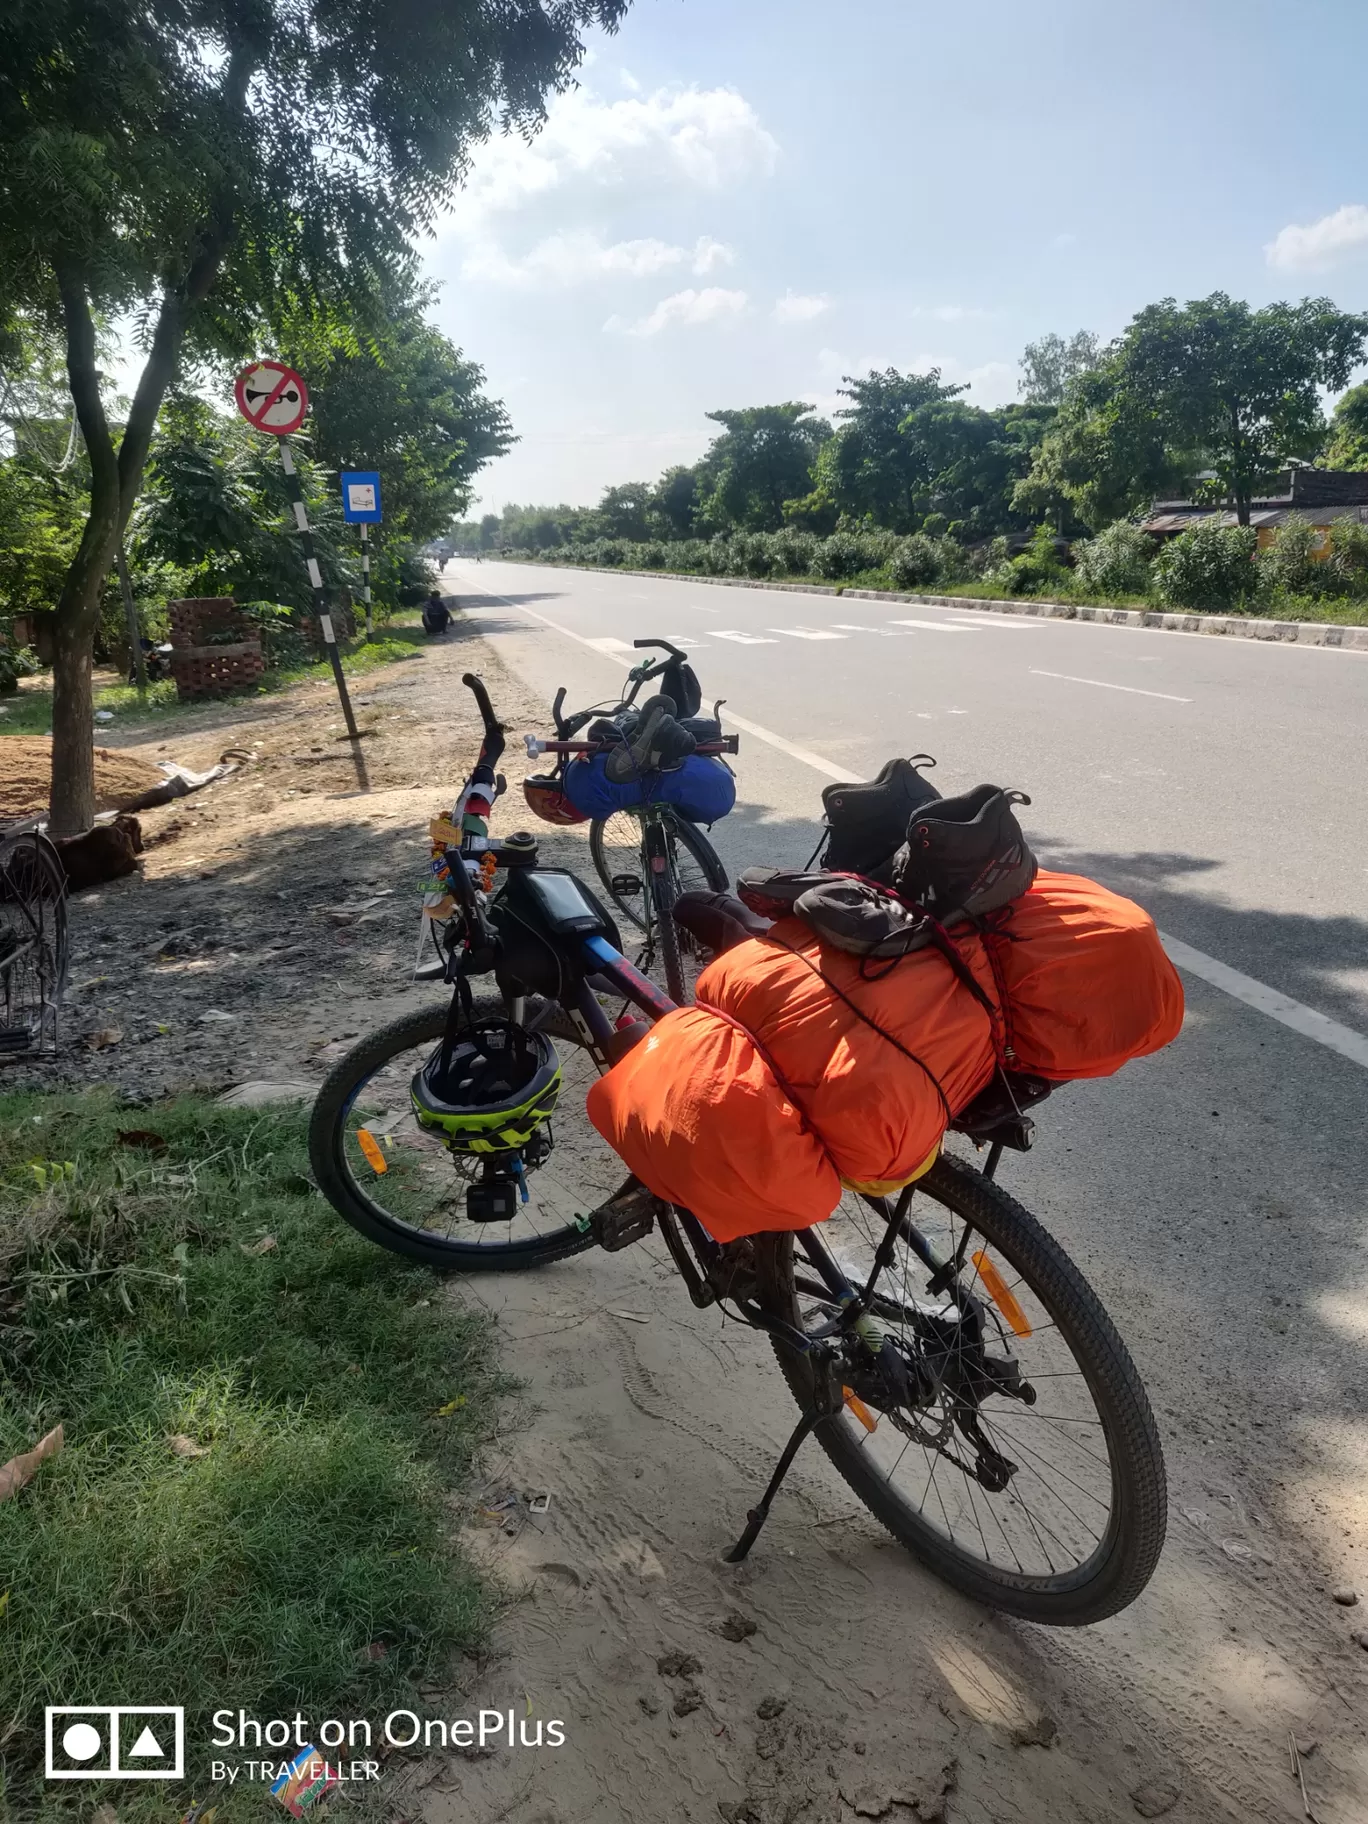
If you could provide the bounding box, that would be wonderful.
[422,589,452,635]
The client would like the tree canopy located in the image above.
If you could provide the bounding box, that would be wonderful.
[701,403,832,532]
[0,0,627,830]
[1019,330,1101,406]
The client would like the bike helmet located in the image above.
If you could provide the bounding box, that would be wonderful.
[410,1021,562,1153]
[523,772,588,826]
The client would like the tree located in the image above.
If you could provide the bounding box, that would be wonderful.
[824,369,963,532]
[1107,294,1368,523]
[0,0,627,832]
[650,465,700,540]
[1013,359,1191,530]
[1325,382,1368,470]
[595,481,653,542]
[700,403,832,532]
[1019,330,1101,405]
[280,272,513,547]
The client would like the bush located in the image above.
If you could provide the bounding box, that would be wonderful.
[1073,520,1154,599]
[1256,520,1323,599]
[768,528,817,576]
[1006,524,1070,596]
[701,533,734,575]
[1323,518,1368,597]
[889,535,943,590]
[1153,520,1258,611]
[729,530,774,578]
[812,531,865,579]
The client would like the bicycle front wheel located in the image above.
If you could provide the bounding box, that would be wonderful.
[590,809,727,1000]
[309,996,623,1270]
[754,1154,1166,1624]
[0,831,68,1055]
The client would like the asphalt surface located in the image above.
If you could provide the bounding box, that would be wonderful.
[443,558,1368,1822]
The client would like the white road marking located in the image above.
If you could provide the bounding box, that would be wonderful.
[948,616,1041,629]
[455,575,1368,1068]
[769,626,846,640]
[888,617,983,633]
[714,629,778,644]
[1030,668,1193,703]
[586,636,635,654]
[831,622,876,632]
[1160,935,1368,1072]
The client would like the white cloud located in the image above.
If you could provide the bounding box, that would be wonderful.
[463,232,684,286]
[692,236,735,275]
[774,291,830,324]
[1266,204,1368,272]
[605,287,749,338]
[443,84,779,232]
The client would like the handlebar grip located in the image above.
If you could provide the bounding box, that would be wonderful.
[552,686,567,737]
[462,671,500,731]
[632,637,685,660]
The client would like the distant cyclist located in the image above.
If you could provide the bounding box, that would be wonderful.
[422,589,452,636]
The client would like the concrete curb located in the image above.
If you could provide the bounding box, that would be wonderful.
[498,563,1368,653]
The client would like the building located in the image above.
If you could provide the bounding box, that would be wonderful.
[1142,468,1368,554]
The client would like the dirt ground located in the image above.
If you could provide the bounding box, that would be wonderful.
[17,617,1367,1824]
[0,735,162,820]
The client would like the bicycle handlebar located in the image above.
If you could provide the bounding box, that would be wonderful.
[462,672,506,769]
[632,637,686,660]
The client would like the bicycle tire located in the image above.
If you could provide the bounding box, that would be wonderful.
[0,831,68,1052]
[589,809,727,934]
[309,996,605,1271]
[754,1153,1166,1625]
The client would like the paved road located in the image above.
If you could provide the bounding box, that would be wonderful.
[444,558,1368,1821]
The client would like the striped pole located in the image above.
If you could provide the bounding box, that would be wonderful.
[277,436,362,744]
[360,521,374,642]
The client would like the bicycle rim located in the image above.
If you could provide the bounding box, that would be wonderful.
[0,835,68,1055]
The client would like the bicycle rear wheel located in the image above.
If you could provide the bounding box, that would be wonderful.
[754,1154,1166,1624]
[309,996,621,1270]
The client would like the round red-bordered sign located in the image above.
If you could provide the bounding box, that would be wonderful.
[233,360,309,436]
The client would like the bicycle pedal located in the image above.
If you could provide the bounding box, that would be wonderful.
[591,1182,657,1251]
[610,872,643,898]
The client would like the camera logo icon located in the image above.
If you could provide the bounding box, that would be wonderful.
[45,1707,185,1781]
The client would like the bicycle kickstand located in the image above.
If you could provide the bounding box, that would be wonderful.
[724,1408,826,1562]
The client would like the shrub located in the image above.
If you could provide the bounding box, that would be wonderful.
[1073,520,1154,599]
[729,530,774,578]
[701,534,734,576]
[889,535,943,590]
[1323,517,1368,597]
[1008,524,1070,595]
[636,542,668,570]
[1153,520,1258,611]
[1256,520,1323,600]
[769,528,817,576]
[812,532,864,579]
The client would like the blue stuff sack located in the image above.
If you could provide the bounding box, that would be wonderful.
[563,753,736,824]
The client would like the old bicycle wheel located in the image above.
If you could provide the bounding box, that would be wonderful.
[0,830,68,1056]
[754,1153,1166,1624]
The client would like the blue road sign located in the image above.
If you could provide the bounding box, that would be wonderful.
[340,471,382,524]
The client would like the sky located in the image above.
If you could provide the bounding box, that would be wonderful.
[421,0,1368,516]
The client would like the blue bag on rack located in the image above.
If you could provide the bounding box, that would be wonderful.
[563,753,736,824]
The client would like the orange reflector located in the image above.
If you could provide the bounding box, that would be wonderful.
[971,1250,1032,1337]
[841,1385,878,1432]
[357,1128,388,1174]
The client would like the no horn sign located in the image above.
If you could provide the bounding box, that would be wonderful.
[234,360,309,435]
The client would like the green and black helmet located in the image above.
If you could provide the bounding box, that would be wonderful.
[410,1022,561,1155]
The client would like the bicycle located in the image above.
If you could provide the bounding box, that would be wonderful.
[0,822,68,1058]
[310,673,1166,1625]
[529,638,734,1003]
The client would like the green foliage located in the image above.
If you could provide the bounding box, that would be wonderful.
[1072,519,1155,597]
[1014,359,1189,530]
[1322,516,1368,596]
[1008,524,1070,594]
[1019,330,1102,406]
[1153,519,1259,611]
[701,402,832,531]
[1256,520,1323,598]
[889,534,944,589]
[825,368,964,532]
[596,480,654,542]
[0,1089,501,1819]
[650,466,700,539]
[1325,382,1368,471]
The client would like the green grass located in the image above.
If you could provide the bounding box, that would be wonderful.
[0,1091,502,1821]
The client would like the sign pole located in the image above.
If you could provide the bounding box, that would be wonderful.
[360,522,373,642]
[277,437,365,756]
